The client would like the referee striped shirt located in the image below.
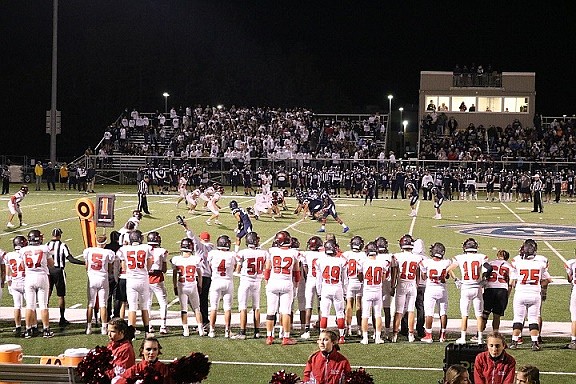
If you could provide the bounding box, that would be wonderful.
[138,178,149,195]
[46,239,72,268]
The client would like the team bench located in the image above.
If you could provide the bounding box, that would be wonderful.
[0,363,84,383]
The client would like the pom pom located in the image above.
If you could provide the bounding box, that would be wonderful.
[75,346,113,384]
[269,369,301,384]
[169,352,211,384]
[345,367,374,384]
[124,364,164,384]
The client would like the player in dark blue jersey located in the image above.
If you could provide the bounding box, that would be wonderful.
[318,192,349,233]
[431,186,444,219]
[230,200,253,252]
[406,182,419,217]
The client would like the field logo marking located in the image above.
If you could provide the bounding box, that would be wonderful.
[439,223,576,241]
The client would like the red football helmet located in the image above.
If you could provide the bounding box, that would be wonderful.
[274,230,291,246]
[307,236,323,251]
[399,234,414,250]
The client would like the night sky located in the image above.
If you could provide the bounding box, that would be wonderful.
[2,1,574,159]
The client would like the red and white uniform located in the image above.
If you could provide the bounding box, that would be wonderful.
[360,256,390,319]
[486,259,512,290]
[266,246,300,315]
[511,255,550,324]
[207,191,221,215]
[200,186,215,203]
[378,252,395,308]
[253,193,272,217]
[8,190,25,214]
[302,250,323,309]
[178,176,188,198]
[171,254,203,311]
[148,247,168,318]
[236,247,268,311]
[261,173,273,194]
[452,252,488,318]
[207,249,237,311]
[316,253,348,320]
[20,244,52,310]
[6,250,26,309]
[116,244,153,311]
[393,250,423,314]
[420,258,452,317]
[186,189,200,210]
[342,249,366,299]
[565,258,576,322]
[84,246,115,307]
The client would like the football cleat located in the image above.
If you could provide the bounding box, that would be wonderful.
[7,222,15,228]
[531,341,541,351]
[408,333,415,343]
[254,333,261,339]
[317,228,325,233]
[148,326,155,333]
[224,330,230,339]
[208,330,215,338]
[159,326,168,334]
[231,333,246,340]
[375,338,385,345]
[509,340,519,349]
[455,337,467,345]
[439,332,447,343]
[282,337,297,345]
[183,328,190,337]
[360,337,369,345]
[43,328,54,338]
[24,329,33,339]
[85,326,92,335]
[567,341,576,350]
[101,324,108,335]
[421,333,433,343]
[391,333,398,343]
[343,226,349,233]
[266,336,274,345]
[300,331,311,340]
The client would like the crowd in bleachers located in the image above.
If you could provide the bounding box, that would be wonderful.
[419,111,576,163]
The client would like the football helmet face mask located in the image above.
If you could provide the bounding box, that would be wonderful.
[27,230,43,245]
[290,237,300,249]
[274,230,291,246]
[180,238,194,252]
[129,230,143,244]
[324,239,337,256]
[365,241,378,256]
[375,236,388,253]
[399,234,414,250]
[229,200,239,210]
[13,235,28,250]
[147,231,161,245]
[245,232,260,247]
[216,235,232,250]
[20,185,29,194]
[463,238,479,252]
[430,242,446,258]
[307,236,323,251]
[350,236,365,251]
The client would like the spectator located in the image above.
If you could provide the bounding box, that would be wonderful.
[443,364,470,384]
[303,330,351,384]
[34,161,43,191]
[515,366,540,384]
[473,331,516,384]
[459,102,467,112]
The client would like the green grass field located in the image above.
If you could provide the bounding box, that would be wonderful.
[1,185,576,383]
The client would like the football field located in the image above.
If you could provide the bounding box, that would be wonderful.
[1,186,575,383]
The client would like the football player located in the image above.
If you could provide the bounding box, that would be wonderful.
[481,250,512,334]
[175,173,188,207]
[233,232,268,339]
[300,236,324,339]
[360,242,390,345]
[431,186,444,220]
[447,238,492,344]
[406,182,419,217]
[420,242,452,343]
[84,234,115,335]
[509,239,552,351]
[5,236,28,337]
[207,235,237,338]
[171,238,204,337]
[315,239,348,344]
[317,191,350,233]
[6,185,28,228]
[205,186,223,225]
[375,236,395,339]
[263,231,301,345]
[146,231,168,335]
[343,236,366,337]
[565,254,576,349]
[230,200,253,253]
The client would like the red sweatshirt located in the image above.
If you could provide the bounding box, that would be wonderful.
[303,349,351,384]
[106,339,136,379]
[473,350,516,384]
[117,359,171,384]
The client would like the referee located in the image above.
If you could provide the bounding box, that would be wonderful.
[47,228,85,327]
[138,174,151,215]
[531,173,543,213]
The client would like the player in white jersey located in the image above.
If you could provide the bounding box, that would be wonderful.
[232,232,268,339]
[343,236,366,337]
[360,242,390,345]
[21,229,55,338]
[186,188,201,213]
[315,239,348,344]
[7,185,28,228]
[176,175,188,207]
[447,238,492,345]
[171,238,204,337]
[116,230,154,334]
[508,239,552,351]
[375,236,395,339]
[391,234,422,343]
[127,210,142,230]
[207,234,237,338]
[205,189,223,225]
[565,255,576,349]
[252,192,272,219]
[200,185,215,208]
[264,230,301,346]
[84,234,115,335]
[300,236,324,339]
[291,237,307,335]
[420,242,452,343]
[5,236,27,337]
[481,250,512,333]
[146,231,168,334]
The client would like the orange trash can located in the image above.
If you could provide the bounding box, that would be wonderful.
[62,348,90,367]
[0,344,23,384]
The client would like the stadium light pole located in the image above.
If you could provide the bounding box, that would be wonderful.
[386,94,393,155]
[398,107,404,157]
[49,0,58,163]
[403,120,408,157]
[163,92,170,114]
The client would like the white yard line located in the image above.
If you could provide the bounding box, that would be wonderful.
[408,199,420,236]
